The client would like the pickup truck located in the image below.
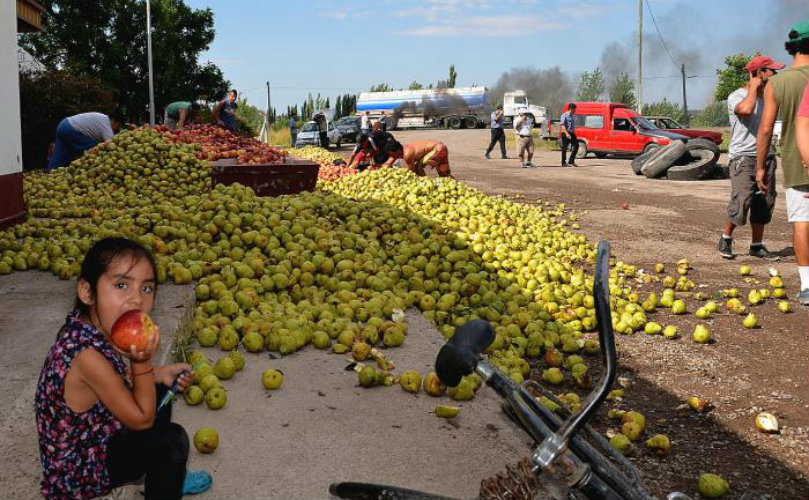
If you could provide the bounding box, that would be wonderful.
[645,116,723,145]
[560,102,688,158]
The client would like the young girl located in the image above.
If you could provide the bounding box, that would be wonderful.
[36,237,211,500]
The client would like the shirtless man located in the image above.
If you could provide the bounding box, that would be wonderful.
[400,140,452,177]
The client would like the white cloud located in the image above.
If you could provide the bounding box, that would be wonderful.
[396,15,566,37]
[321,10,348,20]
[558,4,612,18]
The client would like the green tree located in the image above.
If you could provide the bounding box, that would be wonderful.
[576,68,605,101]
[234,96,265,136]
[715,53,758,102]
[369,83,391,92]
[609,73,636,108]
[642,98,686,123]
[448,64,457,88]
[408,80,424,90]
[691,100,730,127]
[19,0,230,122]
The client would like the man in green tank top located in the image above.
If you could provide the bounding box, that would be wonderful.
[164,101,200,131]
[757,20,809,305]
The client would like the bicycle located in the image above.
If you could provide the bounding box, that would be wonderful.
[330,241,770,500]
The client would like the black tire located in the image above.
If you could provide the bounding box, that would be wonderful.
[641,140,687,178]
[666,149,717,181]
[448,116,462,129]
[594,152,607,159]
[685,138,720,163]
[631,149,657,175]
[708,163,730,180]
[576,141,588,159]
[642,143,662,155]
[464,116,478,129]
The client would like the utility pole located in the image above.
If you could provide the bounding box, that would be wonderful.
[146,0,156,126]
[266,81,271,144]
[637,0,643,113]
[681,63,689,126]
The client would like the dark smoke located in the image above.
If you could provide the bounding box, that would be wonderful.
[489,66,573,118]
[391,89,481,121]
[598,0,808,109]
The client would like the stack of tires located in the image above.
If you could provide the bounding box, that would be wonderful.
[632,139,729,181]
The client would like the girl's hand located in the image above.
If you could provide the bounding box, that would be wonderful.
[156,363,193,389]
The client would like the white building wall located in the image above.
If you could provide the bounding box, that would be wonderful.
[1,1,24,175]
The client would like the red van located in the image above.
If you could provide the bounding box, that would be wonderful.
[560,102,689,158]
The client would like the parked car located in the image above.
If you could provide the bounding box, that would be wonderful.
[296,109,341,148]
[560,102,688,158]
[335,116,361,143]
[645,116,723,145]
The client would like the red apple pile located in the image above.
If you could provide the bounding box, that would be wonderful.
[318,164,358,182]
[162,125,287,165]
[111,309,157,352]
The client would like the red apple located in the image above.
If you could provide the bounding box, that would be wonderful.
[111,310,156,351]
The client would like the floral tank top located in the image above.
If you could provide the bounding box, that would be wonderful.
[35,311,127,500]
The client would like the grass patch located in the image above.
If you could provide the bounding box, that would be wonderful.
[269,127,293,148]
[171,298,196,363]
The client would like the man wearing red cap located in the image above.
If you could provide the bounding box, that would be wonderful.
[717,55,785,261]
[757,20,809,306]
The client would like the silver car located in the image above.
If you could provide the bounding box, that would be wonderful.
[295,108,341,148]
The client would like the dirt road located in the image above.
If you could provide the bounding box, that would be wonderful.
[2,128,807,500]
[387,129,809,498]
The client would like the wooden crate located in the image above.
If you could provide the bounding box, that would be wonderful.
[211,158,320,196]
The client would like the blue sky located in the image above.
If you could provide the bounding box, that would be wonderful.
[185,0,807,114]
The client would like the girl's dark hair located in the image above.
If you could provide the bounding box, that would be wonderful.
[785,36,809,56]
[74,237,158,315]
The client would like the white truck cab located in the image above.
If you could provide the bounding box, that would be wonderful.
[502,91,547,129]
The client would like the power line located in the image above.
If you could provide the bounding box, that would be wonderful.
[644,0,679,68]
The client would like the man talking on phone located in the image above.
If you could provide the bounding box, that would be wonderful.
[717,55,784,260]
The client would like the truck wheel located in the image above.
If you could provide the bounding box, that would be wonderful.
[336,139,341,148]
[685,138,720,163]
[641,140,687,178]
[448,117,462,129]
[464,116,478,129]
[666,149,717,181]
[594,152,607,159]
[576,141,588,159]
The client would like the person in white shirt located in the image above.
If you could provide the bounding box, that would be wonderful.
[361,111,371,134]
[514,110,535,168]
[47,110,125,171]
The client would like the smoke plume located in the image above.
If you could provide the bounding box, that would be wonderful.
[489,66,573,118]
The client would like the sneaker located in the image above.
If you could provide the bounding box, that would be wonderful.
[520,162,529,168]
[796,289,809,306]
[567,162,578,167]
[183,470,212,495]
[526,161,535,168]
[485,152,491,159]
[717,236,734,259]
[748,245,780,261]
[501,155,509,160]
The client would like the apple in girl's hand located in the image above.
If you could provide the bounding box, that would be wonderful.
[111,310,156,351]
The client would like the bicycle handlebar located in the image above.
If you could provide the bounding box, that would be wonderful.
[534,240,618,468]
